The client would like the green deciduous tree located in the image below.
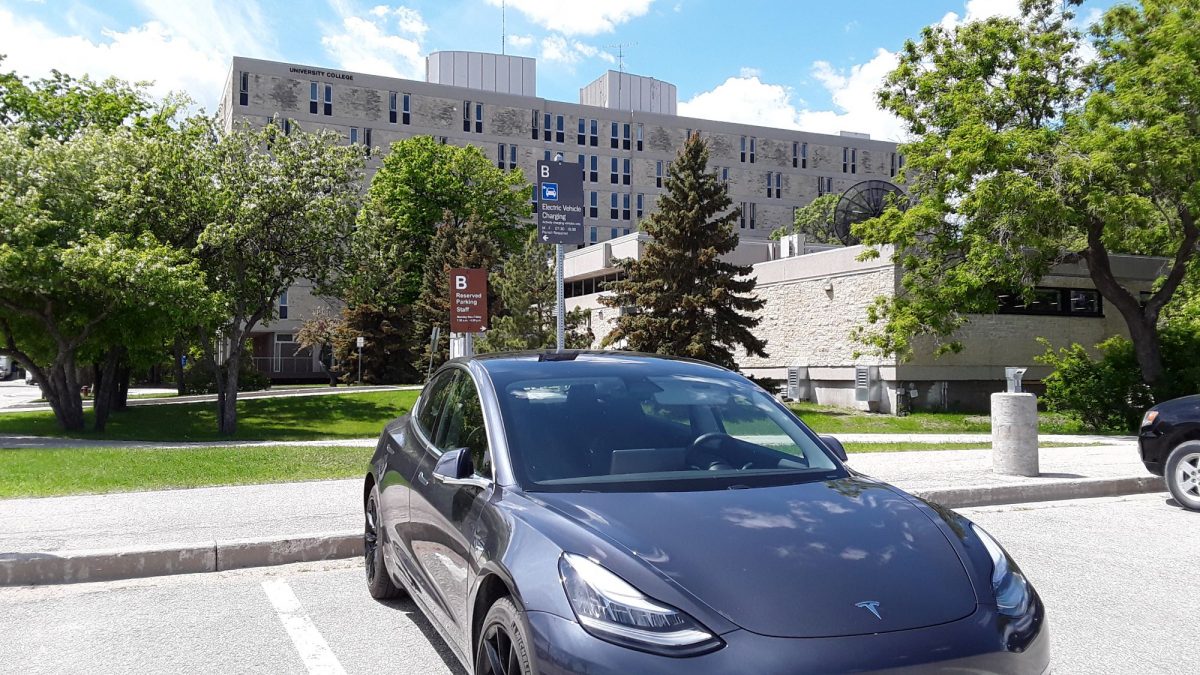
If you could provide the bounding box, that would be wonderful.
[348,136,531,310]
[599,134,767,369]
[769,193,841,244]
[197,121,366,434]
[0,127,208,431]
[478,230,593,352]
[857,0,1200,395]
[0,55,150,142]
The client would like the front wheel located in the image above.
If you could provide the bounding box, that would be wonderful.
[1165,441,1200,512]
[364,485,405,599]
[475,597,534,675]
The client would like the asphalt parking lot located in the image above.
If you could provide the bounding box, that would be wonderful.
[1,492,1195,675]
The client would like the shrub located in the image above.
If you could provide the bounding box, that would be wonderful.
[1039,327,1200,432]
[181,358,271,395]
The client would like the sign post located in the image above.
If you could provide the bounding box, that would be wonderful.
[449,268,488,359]
[356,336,364,385]
[536,159,585,351]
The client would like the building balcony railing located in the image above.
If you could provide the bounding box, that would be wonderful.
[252,356,322,377]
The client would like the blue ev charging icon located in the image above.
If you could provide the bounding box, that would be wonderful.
[541,183,559,201]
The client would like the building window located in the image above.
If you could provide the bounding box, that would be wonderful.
[611,227,619,239]
[801,142,808,169]
[589,191,598,218]
[532,109,540,140]
[555,114,565,143]
[636,123,644,151]
[766,172,774,198]
[239,72,249,106]
[611,121,619,149]
[817,176,833,196]
[740,136,747,163]
[622,158,631,185]
[310,82,318,114]
[748,202,756,229]
[656,160,664,188]
[578,154,585,180]
[890,152,896,177]
[364,128,372,154]
[508,144,517,170]
[622,193,631,220]
[610,192,619,219]
[475,103,484,133]
[590,226,597,243]
[749,137,756,164]
[323,84,332,116]
[610,157,619,184]
[349,127,359,144]
[389,92,398,124]
[774,172,781,198]
[623,123,631,150]
[437,136,448,145]
[589,119,599,147]
[530,184,538,205]
[997,288,1104,317]
[544,150,552,162]
[589,155,598,182]
[623,227,631,236]
[578,118,586,145]
[540,112,550,141]
[278,290,288,319]
[843,147,857,174]
[719,167,729,185]
[402,94,411,124]
[497,143,505,169]
[739,201,747,229]
[792,142,799,169]
[464,100,472,132]
[636,193,644,219]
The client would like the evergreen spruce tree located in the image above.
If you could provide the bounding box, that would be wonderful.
[600,133,767,369]
[478,230,593,352]
[412,214,503,373]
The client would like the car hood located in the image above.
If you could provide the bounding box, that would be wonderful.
[535,477,978,638]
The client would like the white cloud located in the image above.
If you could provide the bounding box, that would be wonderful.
[537,35,614,67]
[321,3,426,79]
[938,0,1021,30]
[507,34,534,49]
[680,49,906,142]
[0,5,252,113]
[483,0,654,36]
[133,0,275,60]
[572,41,615,64]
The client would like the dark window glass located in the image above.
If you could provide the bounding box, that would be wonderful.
[416,370,456,439]
[437,371,491,477]
[636,123,643,151]
[323,84,332,116]
[389,92,397,124]
[310,82,319,114]
[611,157,618,184]
[610,192,618,219]
[532,109,540,140]
[475,103,483,133]
[239,72,249,106]
[749,137,756,164]
[590,119,598,146]
[556,115,565,143]
[611,121,619,148]
[589,191,598,218]
[464,100,471,132]
[402,94,410,124]
[578,118,586,145]
[623,123,631,150]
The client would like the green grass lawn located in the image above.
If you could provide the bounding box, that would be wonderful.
[842,441,1093,454]
[0,444,372,498]
[0,390,419,442]
[788,402,1093,435]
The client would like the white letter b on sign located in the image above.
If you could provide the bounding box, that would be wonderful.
[540,165,550,178]
[455,275,468,290]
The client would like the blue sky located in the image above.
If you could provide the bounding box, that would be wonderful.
[0,0,1113,141]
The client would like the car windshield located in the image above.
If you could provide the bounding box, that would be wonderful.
[487,358,845,492]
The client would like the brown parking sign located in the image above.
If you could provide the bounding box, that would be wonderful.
[449,268,488,332]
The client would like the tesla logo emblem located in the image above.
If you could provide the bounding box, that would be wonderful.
[855,601,882,620]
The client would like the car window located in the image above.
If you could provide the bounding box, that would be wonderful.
[491,369,842,492]
[416,370,455,441]
[436,370,492,478]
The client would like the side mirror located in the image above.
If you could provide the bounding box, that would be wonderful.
[820,435,848,462]
[433,447,475,481]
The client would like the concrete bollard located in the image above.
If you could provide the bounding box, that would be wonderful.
[991,392,1039,477]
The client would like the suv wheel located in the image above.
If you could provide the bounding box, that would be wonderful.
[1165,441,1200,512]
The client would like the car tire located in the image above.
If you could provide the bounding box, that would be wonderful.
[364,485,405,600]
[1165,441,1200,512]
[475,596,535,675]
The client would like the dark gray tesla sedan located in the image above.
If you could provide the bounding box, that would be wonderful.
[363,352,1048,674]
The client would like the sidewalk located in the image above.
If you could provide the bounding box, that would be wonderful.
[0,441,1158,585]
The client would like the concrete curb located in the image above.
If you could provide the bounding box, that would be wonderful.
[0,475,1167,587]
[0,531,361,587]
[914,475,1165,509]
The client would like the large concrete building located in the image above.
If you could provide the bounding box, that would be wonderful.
[219,52,903,381]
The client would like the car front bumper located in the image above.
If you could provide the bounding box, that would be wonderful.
[1138,432,1169,476]
[525,600,1049,675]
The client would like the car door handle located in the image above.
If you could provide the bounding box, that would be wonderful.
[416,471,429,486]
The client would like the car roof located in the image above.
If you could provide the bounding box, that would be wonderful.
[451,350,733,377]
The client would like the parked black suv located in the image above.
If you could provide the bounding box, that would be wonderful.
[1139,395,1200,511]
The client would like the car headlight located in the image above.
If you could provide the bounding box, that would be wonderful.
[558,553,722,656]
[1141,409,1158,428]
[972,524,1031,617]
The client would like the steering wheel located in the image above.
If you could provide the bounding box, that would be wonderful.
[687,432,737,471]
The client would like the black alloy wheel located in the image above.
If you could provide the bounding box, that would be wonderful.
[364,486,404,599]
[475,597,534,675]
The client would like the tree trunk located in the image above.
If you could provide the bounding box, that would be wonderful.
[115,365,131,410]
[41,359,85,432]
[219,351,240,436]
[93,348,123,432]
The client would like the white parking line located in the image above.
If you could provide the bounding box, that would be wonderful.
[262,579,347,675]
